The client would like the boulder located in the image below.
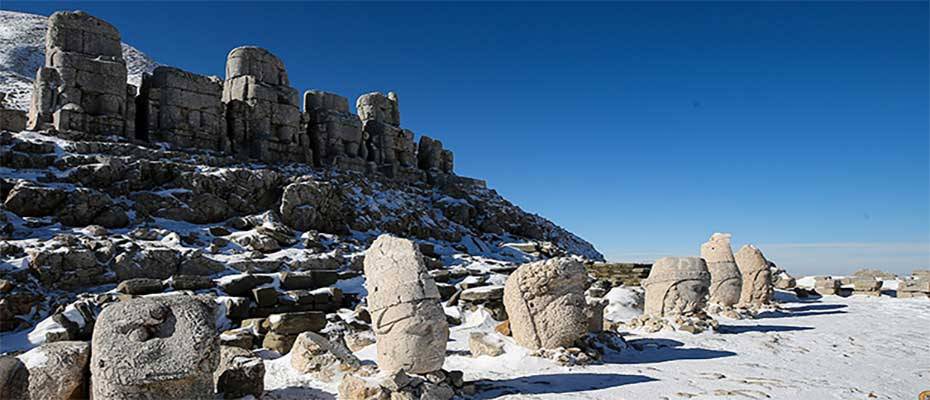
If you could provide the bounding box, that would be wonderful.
[112,247,181,280]
[502,258,588,350]
[91,295,219,399]
[219,274,273,296]
[468,332,504,357]
[290,331,361,380]
[3,182,67,218]
[213,346,264,399]
[699,233,742,307]
[0,356,28,400]
[279,180,353,234]
[18,341,90,400]
[734,245,773,306]
[116,278,164,295]
[364,234,448,374]
[642,257,711,317]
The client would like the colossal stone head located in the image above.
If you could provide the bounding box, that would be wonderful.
[363,234,448,374]
[502,257,589,350]
[356,92,399,126]
[700,233,742,307]
[643,257,711,317]
[735,245,773,306]
[225,46,289,86]
[91,295,219,400]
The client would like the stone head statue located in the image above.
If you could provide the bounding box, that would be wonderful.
[502,258,589,350]
[735,245,773,306]
[643,257,711,317]
[700,233,742,307]
[364,234,448,374]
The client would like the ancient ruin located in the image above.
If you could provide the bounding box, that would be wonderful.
[91,295,219,399]
[21,10,464,187]
[502,258,589,350]
[734,245,774,306]
[700,233,742,308]
[0,92,27,132]
[363,234,449,374]
[27,11,134,136]
[643,257,711,317]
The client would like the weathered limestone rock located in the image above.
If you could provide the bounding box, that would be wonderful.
[417,136,444,172]
[223,46,309,164]
[290,331,361,380]
[0,92,27,132]
[28,11,133,136]
[137,66,227,150]
[734,245,773,306]
[700,233,742,307]
[468,332,504,357]
[364,234,449,374]
[0,356,28,400]
[357,91,399,126]
[279,180,353,234]
[502,258,588,350]
[3,181,67,217]
[116,278,164,295]
[897,279,930,298]
[17,341,90,400]
[852,268,897,281]
[91,295,219,400]
[304,90,366,169]
[850,277,882,296]
[112,247,181,280]
[642,257,711,317]
[813,276,840,295]
[213,346,264,399]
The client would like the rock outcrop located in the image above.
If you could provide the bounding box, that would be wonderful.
[91,295,219,399]
[502,258,589,350]
[363,234,448,374]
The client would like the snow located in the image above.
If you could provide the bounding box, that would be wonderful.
[603,286,645,323]
[16,346,48,369]
[260,292,929,399]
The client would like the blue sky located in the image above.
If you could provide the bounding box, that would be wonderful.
[5,2,928,275]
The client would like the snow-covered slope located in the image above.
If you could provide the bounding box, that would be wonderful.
[0,10,158,111]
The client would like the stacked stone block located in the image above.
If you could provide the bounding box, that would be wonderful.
[356,92,422,180]
[303,90,366,171]
[0,92,27,132]
[27,11,133,136]
[897,278,930,299]
[137,66,228,151]
[222,46,309,163]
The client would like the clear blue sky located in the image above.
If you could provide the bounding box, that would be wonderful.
[5,2,928,276]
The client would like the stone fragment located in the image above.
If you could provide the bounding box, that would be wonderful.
[734,245,773,306]
[338,373,388,400]
[290,331,361,380]
[213,346,264,399]
[0,356,28,400]
[116,278,164,295]
[502,258,588,350]
[280,180,353,234]
[468,332,504,357]
[813,277,840,295]
[252,286,279,307]
[219,274,273,296]
[113,247,181,280]
[700,233,742,307]
[642,257,711,317]
[91,295,219,399]
[170,275,215,291]
[267,311,327,335]
[18,341,90,400]
[364,234,449,374]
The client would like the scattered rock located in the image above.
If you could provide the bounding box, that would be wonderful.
[116,278,164,295]
[213,346,264,399]
[18,341,90,400]
[468,332,504,357]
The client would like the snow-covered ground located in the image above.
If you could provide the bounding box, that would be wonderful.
[264,289,929,400]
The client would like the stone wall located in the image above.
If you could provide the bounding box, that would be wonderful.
[27,11,133,136]
[585,262,653,287]
[137,67,227,151]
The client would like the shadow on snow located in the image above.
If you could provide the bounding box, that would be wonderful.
[611,338,736,364]
[471,373,657,399]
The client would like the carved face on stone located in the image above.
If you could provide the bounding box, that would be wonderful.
[502,258,589,350]
[643,257,711,317]
[363,234,448,374]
